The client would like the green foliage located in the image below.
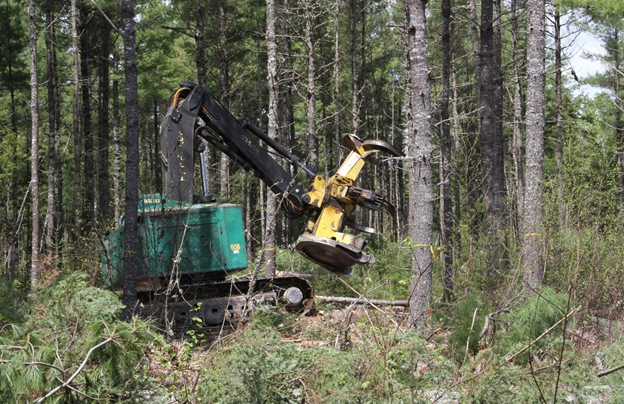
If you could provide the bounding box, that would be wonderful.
[496,288,571,361]
[196,309,456,403]
[446,292,491,361]
[0,282,21,325]
[0,272,156,402]
[275,238,412,301]
[462,349,541,403]
[197,322,308,403]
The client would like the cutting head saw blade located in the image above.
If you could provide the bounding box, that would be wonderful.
[295,234,375,275]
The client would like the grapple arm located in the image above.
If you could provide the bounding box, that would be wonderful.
[160,82,404,274]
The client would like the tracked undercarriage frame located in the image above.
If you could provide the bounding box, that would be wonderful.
[133,274,314,335]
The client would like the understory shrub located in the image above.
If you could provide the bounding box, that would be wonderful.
[496,288,571,362]
[0,272,156,403]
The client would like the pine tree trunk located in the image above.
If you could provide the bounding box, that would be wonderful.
[44,0,56,251]
[466,0,480,232]
[511,0,525,234]
[28,0,40,288]
[451,69,462,257]
[523,0,546,290]
[613,30,624,208]
[479,0,507,279]
[152,102,160,193]
[194,1,210,198]
[265,0,278,277]
[333,0,342,168]
[113,80,122,229]
[555,8,564,228]
[80,2,94,233]
[440,0,454,302]
[218,1,230,199]
[405,0,434,328]
[350,0,359,133]
[359,0,367,137]
[71,0,82,238]
[121,0,140,320]
[305,0,318,173]
[98,19,111,222]
[5,5,20,280]
[195,0,206,88]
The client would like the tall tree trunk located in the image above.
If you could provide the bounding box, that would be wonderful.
[479,0,506,279]
[555,7,564,227]
[359,0,367,137]
[44,0,56,251]
[451,69,462,260]
[305,0,318,173]
[80,2,94,233]
[5,1,20,281]
[405,0,434,328]
[218,1,230,199]
[121,0,140,320]
[195,0,210,198]
[466,0,480,231]
[152,101,160,193]
[195,0,206,88]
[440,0,454,302]
[265,0,278,277]
[72,0,82,238]
[511,0,524,233]
[112,79,122,229]
[333,0,342,168]
[350,0,359,133]
[523,0,546,290]
[280,0,296,243]
[98,18,111,222]
[613,29,624,209]
[28,0,40,287]
[53,17,63,265]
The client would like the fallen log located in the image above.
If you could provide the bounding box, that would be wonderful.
[316,295,409,307]
[598,363,624,378]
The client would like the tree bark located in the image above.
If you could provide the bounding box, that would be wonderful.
[612,29,624,208]
[440,0,454,302]
[28,0,40,287]
[71,0,82,238]
[195,0,206,88]
[112,80,122,229]
[195,0,210,198]
[265,0,278,277]
[479,0,507,279]
[333,0,342,168]
[98,18,111,222]
[405,0,434,328]
[3,0,22,280]
[305,0,318,173]
[80,2,94,233]
[511,0,525,233]
[555,7,564,228]
[523,0,546,290]
[350,0,359,133]
[121,0,140,320]
[218,1,230,199]
[44,0,56,251]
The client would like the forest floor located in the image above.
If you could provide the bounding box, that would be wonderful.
[140,299,623,403]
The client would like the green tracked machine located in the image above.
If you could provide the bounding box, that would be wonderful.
[101,81,402,332]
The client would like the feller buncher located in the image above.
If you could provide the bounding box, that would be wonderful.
[102,81,402,331]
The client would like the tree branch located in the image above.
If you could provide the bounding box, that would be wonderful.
[34,337,114,403]
[505,306,580,363]
[598,363,624,378]
[89,0,122,36]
